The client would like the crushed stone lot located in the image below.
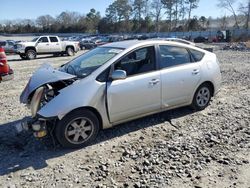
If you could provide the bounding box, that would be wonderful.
[0,48,250,188]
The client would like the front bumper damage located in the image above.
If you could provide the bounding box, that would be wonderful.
[15,116,49,138]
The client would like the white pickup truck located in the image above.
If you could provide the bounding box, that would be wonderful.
[15,36,80,60]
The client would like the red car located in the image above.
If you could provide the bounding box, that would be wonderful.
[0,46,14,82]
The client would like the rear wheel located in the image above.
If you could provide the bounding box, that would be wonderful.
[191,83,212,111]
[26,50,36,60]
[66,47,75,56]
[55,109,100,148]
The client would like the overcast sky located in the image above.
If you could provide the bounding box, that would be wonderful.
[0,0,241,21]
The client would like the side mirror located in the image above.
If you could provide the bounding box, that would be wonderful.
[111,70,127,80]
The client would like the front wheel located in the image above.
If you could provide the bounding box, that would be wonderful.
[191,83,212,111]
[55,109,100,148]
[26,50,36,60]
[66,47,75,56]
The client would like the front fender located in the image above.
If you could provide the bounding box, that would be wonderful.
[37,77,106,120]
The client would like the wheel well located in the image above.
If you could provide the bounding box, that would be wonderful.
[201,81,215,96]
[67,107,103,129]
[66,46,74,51]
[25,47,36,53]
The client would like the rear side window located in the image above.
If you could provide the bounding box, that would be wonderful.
[50,37,58,43]
[159,45,191,69]
[189,49,204,62]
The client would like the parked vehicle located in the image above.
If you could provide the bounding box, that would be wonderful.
[0,40,15,54]
[18,40,221,148]
[0,47,14,82]
[194,36,208,43]
[79,40,97,50]
[14,36,80,60]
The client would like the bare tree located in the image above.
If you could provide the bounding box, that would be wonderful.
[161,0,175,31]
[185,0,199,21]
[238,0,250,29]
[151,0,164,32]
[217,0,239,29]
[219,15,228,29]
[36,15,55,30]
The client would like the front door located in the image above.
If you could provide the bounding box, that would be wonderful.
[36,37,50,53]
[107,46,161,123]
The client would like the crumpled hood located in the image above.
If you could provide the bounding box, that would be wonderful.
[20,64,76,104]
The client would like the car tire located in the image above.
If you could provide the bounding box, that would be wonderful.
[20,54,27,60]
[55,109,100,148]
[26,50,36,60]
[191,83,212,111]
[66,47,75,56]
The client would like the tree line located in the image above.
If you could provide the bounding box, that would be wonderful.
[0,0,249,34]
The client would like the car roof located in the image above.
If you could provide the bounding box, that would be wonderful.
[102,39,198,50]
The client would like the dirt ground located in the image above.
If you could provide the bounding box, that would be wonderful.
[0,47,249,188]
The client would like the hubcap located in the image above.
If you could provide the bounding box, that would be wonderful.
[68,48,73,56]
[28,52,35,59]
[65,117,93,144]
[196,87,210,107]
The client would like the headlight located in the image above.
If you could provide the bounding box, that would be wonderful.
[16,44,25,49]
[30,87,44,117]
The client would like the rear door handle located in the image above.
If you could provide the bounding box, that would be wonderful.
[149,79,160,85]
[192,69,200,75]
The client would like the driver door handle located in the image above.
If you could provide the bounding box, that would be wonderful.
[149,79,160,85]
[192,69,200,75]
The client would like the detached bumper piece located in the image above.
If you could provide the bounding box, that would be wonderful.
[17,116,48,138]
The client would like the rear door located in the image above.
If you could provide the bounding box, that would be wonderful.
[49,37,62,52]
[107,46,161,123]
[36,37,50,53]
[159,45,201,108]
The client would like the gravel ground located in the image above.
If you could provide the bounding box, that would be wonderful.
[0,48,249,188]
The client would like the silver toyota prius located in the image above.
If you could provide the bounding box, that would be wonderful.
[19,40,221,148]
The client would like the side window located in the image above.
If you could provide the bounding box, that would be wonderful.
[189,49,204,62]
[96,67,111,82]
[115,46,156,76]
[159,45,191,69]
[38,37,49,43]
[50,37,58,43]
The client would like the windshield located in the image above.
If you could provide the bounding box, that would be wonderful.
[31,37,39,42]
[60,47,123,78]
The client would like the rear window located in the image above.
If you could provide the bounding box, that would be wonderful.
[189,49,204,62]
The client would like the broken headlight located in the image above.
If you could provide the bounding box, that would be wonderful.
[30,87,44,117]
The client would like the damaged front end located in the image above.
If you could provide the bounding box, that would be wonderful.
[18,64,76,138]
